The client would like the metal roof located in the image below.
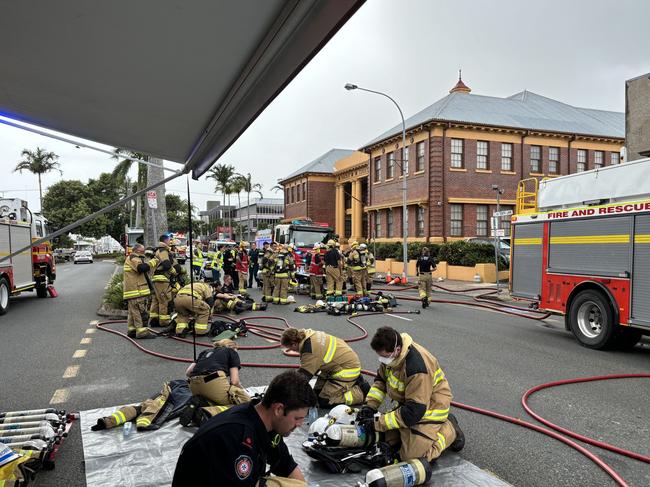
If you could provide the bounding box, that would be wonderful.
[0,1,364,179]
[363,90,624,148]
[280,148,355,182]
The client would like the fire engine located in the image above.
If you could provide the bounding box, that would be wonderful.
[172,232,188,264]
[0,198,56,315]
[510,157,650,350]
[273,219,333,269]
[122,226,144,256]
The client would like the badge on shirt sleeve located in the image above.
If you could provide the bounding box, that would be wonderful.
[235,455,253,480]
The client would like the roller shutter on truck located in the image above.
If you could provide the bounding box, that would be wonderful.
[511,223,543,299]
[631,214,650,326]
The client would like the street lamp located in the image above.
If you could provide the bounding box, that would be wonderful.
[491,184,504,292]
[345,83,409,281]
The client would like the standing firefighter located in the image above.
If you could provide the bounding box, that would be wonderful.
[362,243,376,290]
[192,241,204,279]
[260,241,275,302]
[272,245,295,304]
[324,239,343,298]
[308,243,325,300]
[281,328,369,407]
[173,282,215,336]
[416,247,436,309]
[122,243,155,339]
[346,241,366,296]
[149,232,181,329]
[358,327,465,466]
[236,241,250,294]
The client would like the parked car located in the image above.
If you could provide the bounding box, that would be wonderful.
[466,237,511,265]
[73,250,93,264]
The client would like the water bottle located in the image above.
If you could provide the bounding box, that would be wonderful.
[308,407,319,425]
[122,421,133,438]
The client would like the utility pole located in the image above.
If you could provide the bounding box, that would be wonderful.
[492,184,503,292]
[145,157,168,246]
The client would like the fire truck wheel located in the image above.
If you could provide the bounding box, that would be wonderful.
[568,289,616,350]
[0,277,9,315]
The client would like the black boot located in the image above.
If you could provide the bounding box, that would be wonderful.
[148,317,160,328]
[127,330,136,338]
[448,413,465,452]
[421,297,428,309]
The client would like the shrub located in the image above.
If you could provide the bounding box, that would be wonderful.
[103,271,126,310]
[438,240,509,268]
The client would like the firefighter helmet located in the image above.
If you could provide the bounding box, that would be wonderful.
[327,239,336,247]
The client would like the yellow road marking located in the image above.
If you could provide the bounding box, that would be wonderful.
[50,389,70,404]
[85,328,96,334]
[63,365,80,378]
[73,349,87,358]
[80,337,92,345]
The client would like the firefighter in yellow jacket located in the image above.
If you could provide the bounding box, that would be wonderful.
[122,243,156,339]
[173,282,215,336]
[346,241,366,295]
[272,245,295,304]
[281,328,369,407]
[358,326,465,464]
[149,233,182,329]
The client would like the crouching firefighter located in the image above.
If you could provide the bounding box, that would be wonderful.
[173,371,317,487]
[122,243,155,339]
[172,282,216,337]
[357,326,465,466]
[213,284,268,314]
[281,328,369,408]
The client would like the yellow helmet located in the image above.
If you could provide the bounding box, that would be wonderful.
[287,244,295,253]
[351,241,359,248]
[327,239,336,247]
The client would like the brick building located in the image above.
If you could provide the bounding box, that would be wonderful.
[625,73,650,161]
[279,148,354,226]
[363,76,625,242]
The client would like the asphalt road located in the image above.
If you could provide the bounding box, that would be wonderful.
[1,261,648,486]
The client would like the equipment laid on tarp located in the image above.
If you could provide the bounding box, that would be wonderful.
[0,408,75,486]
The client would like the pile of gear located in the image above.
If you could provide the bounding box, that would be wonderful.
[0,408,75,486]
[294,292,399,315]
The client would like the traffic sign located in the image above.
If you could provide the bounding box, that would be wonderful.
[147,191,158,209]
[493,210,513,217]
[491,229,506,237]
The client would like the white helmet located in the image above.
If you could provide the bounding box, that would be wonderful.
[359,243,367,250]
[307,416,332,438]
[286,295,296,303]
[327,404,357,424]
[315,300,325,307]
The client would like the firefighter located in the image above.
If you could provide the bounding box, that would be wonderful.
[149,233,181,329]
[362,243,376,291]
[172,282,215,336]
[358,326,465,465]
[272,245,295,304]
[416,247,436,308]
[122,243,155,339]
[213,283,267,314]
[235,241,250,294]
[206,245,224,284]
[173,371,316,487]
[308,243,325,299]
[184,339,251,408]
[192,241,204,279]
[346,241,366,296]
[281,328,369,408]
[324,239,343,298]
[260,241,275,302]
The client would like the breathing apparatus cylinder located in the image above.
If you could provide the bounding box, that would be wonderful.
[365,458,432,487]
[321,423,376,448]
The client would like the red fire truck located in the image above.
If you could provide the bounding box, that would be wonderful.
[273,219,333,269]
[0,198,56,314]
[510,157,650,350]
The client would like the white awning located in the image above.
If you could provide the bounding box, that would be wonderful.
[0,0,363,178]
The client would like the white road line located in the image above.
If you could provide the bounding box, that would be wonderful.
[89,320,99,325]
[80,337,92,345]
[85,328,96,334]
[387,314,412,322]
[73,349,87,358]
[63,365,80,378]
[50,388,70,404]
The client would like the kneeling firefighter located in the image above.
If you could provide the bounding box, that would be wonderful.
[281,328,369,407]
[213,283,267,314]
[357,326,465,466]
[172,282,216,336]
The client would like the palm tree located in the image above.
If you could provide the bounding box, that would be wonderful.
[236,172,263,241]
[14,147,61,211]
[205,163,237,238]
[230,176,247,241]
[111,149,147,228]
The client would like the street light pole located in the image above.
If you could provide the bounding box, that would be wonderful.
[492,184,503,292]
[345,83,408,281]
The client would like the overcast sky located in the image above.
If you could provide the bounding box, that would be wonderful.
[2,0,649,215]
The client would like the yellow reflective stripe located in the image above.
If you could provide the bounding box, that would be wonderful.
[111,410,127,425]
[136,417,151,427]
[344,391,354,405]
[178,289,202,299]
[437,432,446,450]
[367,387,385,402]
[151,275,170,281]
[634,234,650,243]
[422,407,449,422]
[123,290,140,298]
[215,405,230,413]
[550,234,629,244]
[386,370,405,392]
[331,367,361,379]
[433,368,445,386]
[384,411,400,430]
[323,335,337,364]
[195,323,209,331]
[513,238,542,245]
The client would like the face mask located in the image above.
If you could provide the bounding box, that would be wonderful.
[377,347,399,365]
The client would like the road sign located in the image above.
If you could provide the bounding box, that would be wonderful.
[493,210,513,217]
[147,191,157,209]
[491,229,506,237]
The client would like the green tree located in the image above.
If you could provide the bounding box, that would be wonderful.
[230,177,246,240]
[111,149,147,227]
[235,172,263,241]
[205,163,236,235]
[14,147,62,211]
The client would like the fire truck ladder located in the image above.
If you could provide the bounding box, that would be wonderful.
[516,178,539,214]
